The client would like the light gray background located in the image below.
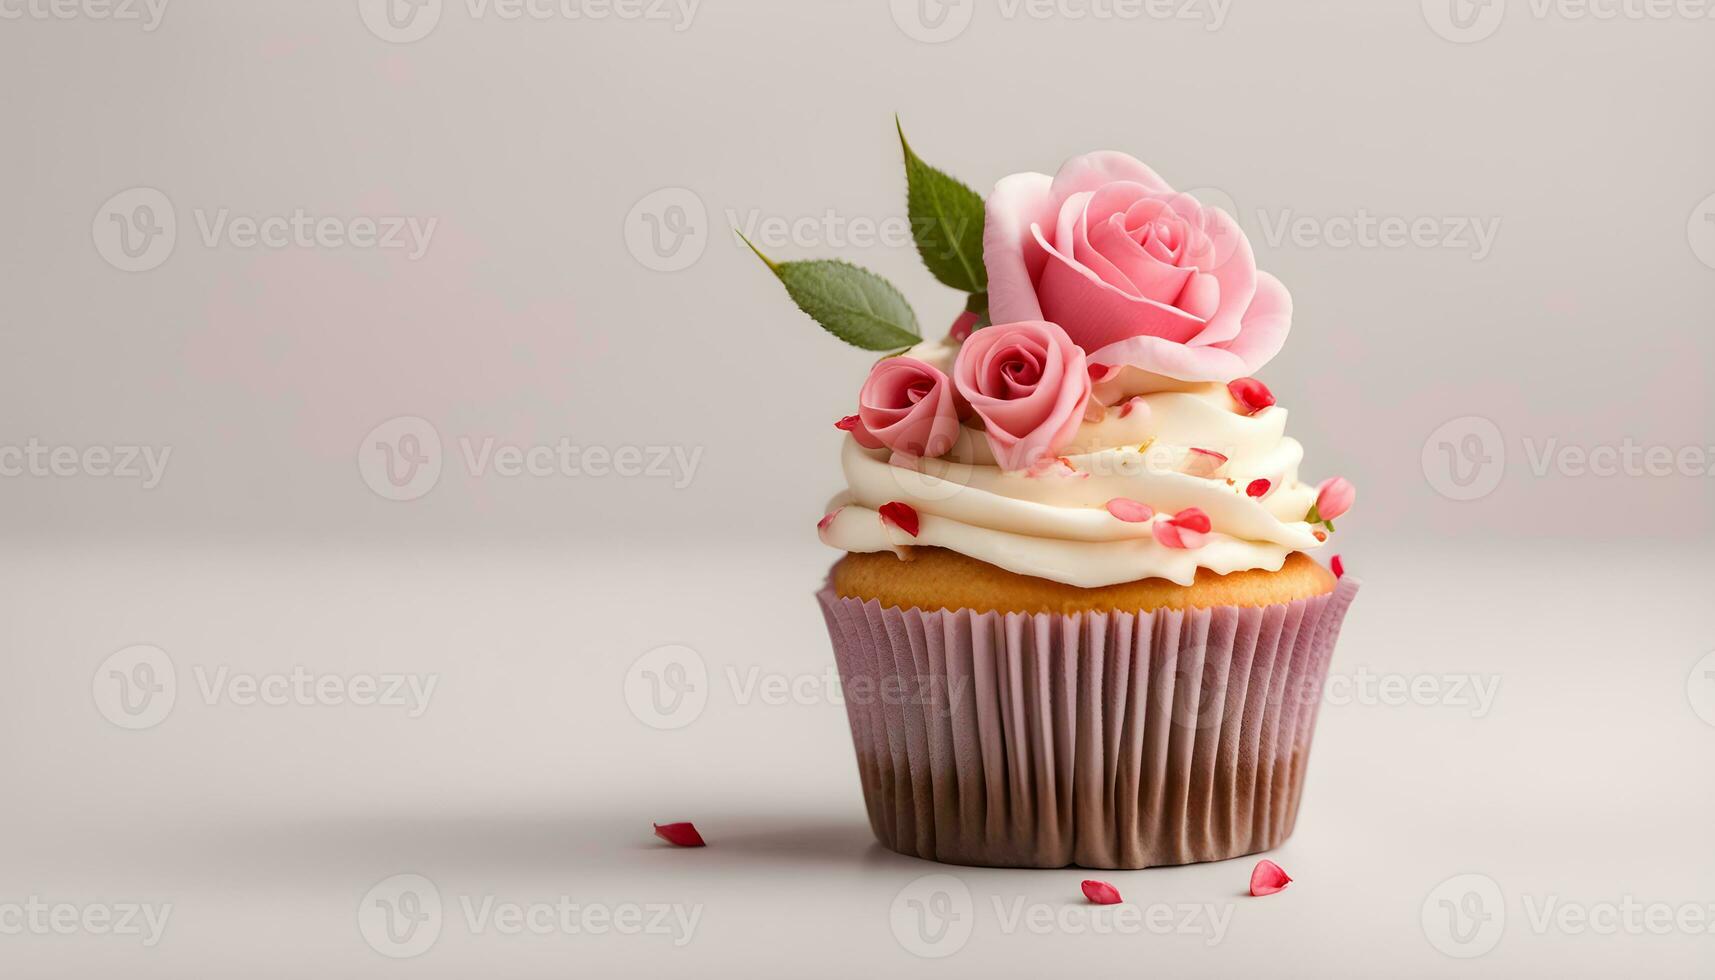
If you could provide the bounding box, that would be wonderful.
[1,1,1712,977]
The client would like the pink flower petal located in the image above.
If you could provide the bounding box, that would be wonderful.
[1105,498,1155,523]
[834,415,860,432]
[653,822,706,848]
[1246,478,1271,498]
[1081,879,1123,905]
[1172,507,1212,534]
[817,508,843,533]
[1117,396,1147,420]
[1331,554,1345,579]
[1250,859,1292,897]
[1227,377,1276,416]
[878,501,920,538]
[1182,448,1229,478]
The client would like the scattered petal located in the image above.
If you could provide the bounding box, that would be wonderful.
[1154,507,1212,549]
[1250,859,1292,896]
[879,501,920,538]
[1227,377,1276,416]
[1117,396,1148,420]
[817,508,843,533]
[1331,554,1345,578]
[834,415,860,432]
[1246,478,1272,498]
[1105,498,1155,523]
[1182,448,1229,478]
[1027,456,1084,479]
[1081,880,1123,905]
[653,822,706,848]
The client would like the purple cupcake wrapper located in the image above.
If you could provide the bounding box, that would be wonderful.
[817,576,1360,869]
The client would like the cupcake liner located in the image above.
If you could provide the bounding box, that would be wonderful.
[816,575,1359,869]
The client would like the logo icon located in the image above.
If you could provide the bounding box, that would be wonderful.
[624,187,708,273]
[1688,193,1715,271]
[358,0,443,43]
[92,644,177,730]
[1688,651,1715,727]
[1421,873,1505,958]
[1422,416,1505,501]
[1421,0,1506,43]
[890,0,974,43]
[624,645,708,730]
[358,416,444,502]
[358,873,442,958]
[93,187,177,273]
[890,874,973,958]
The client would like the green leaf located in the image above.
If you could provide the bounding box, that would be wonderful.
[898,117,987,294]
[739,232,920,351]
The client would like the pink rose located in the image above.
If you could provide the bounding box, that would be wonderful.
[857,357,960,458]
[953,320,1090,471]
[984,151,1291,382]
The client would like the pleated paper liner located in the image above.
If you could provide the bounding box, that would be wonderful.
[817,576,1359,869]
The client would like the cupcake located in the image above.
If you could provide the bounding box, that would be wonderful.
[754,131,1359,870]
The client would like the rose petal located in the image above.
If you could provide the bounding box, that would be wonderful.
[817,508,842,533]
[1117,396,1147,420]
[1227,377,1276,416]
[653,822,706,848]
[878,501,920,538]
[1171,507,1212,534]
[1246,478,1271,498]
[1331,554,1345,579]
[834,415,860,432]
[1081,879,1123,905]
[1182,448,1229,478]
[1105,498,1155,523]
[1250,859,1292,897]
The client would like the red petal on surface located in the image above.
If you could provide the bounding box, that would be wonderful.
[1250,859,1292,896]
[1227,377,1276,416]
[1081,879,1123,905]
[879,501,921,538]
[1331,554,1345,578]
[817,509,843,533]
[1117,396,1146,419]
[834,415,860,432]
[1172,507,1212,534]
[653,822,706,847]
[1105,498,1155,523]
[1246,479,1271,498]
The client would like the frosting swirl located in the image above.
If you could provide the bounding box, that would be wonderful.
[819,337,1328,588]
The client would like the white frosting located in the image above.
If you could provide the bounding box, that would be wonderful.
[820,338,1329,588]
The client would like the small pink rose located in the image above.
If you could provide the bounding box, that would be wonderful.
[953,320,1091,472]
[985,151,1290,382]
[857,357,960,459]
[1316,477,1356,522]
